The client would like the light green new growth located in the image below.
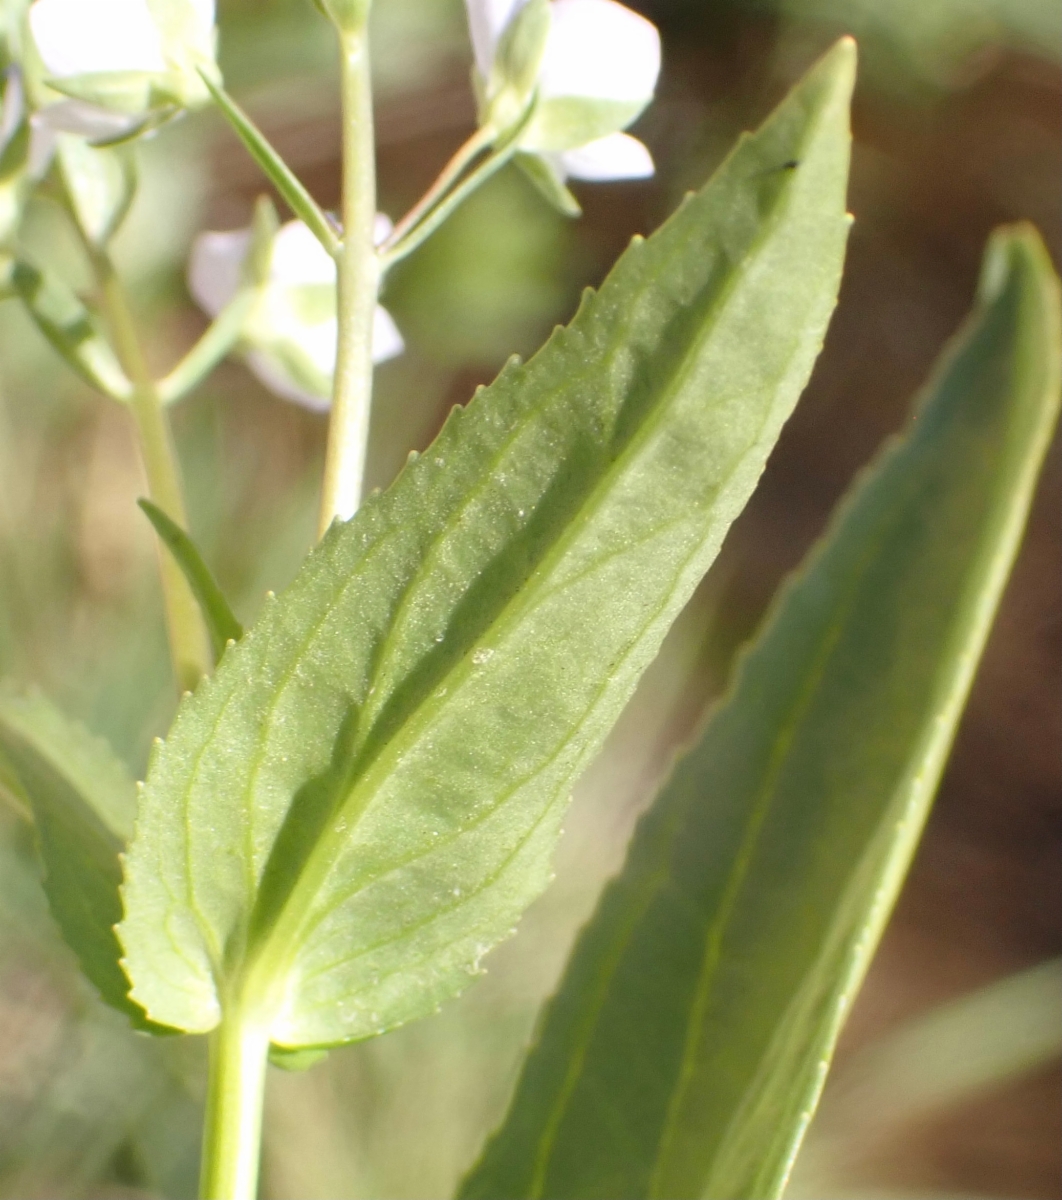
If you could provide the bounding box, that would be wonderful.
[457,224,1062,1200]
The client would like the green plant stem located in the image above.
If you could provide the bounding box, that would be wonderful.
[383,125,494,251]
[378,138,520,272]
[93,252,212,691]
[317,26,379,535]
[199,1012,271,1200]
[158,290,255,405]
[200,71,339,259]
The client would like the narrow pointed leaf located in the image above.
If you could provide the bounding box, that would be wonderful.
[200,72,339,258]
[0,687,167,1030]
[138,499,243,660]
[457,224,1062,1200]
[56,133,137,247]
[118,42,856,1045]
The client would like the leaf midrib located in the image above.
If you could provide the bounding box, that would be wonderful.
[647,444,926,1199]
[236,111,833,1030]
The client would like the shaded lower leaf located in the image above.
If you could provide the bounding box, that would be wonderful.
[0,687,164,1030]
[457,223,1062,1200]
[138,498,243,661]
[118,41,855,1046]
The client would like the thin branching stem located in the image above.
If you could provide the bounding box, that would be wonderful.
[379,142,518,271]
[91,249,213,692]
[382,124,495,252]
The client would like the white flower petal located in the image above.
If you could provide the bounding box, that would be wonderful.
[464,0,528,77]
[30,0,167,78]
[187,0,216,34]
[30,99,145,143]
[186,216,403,410]
[245,348,329,411]
[187,228,251,316]
[269,219,337,286]
[559,131,654,180]
[372,305,404,364]
[0,73,24,153]
[244,305,401,410]
[539,0,659,103]
[374,212,394,245]
[293,316,338,377]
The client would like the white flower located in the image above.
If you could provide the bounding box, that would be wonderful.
[188,217,403,411]
[28,0,217,138]
[466,0,660,182]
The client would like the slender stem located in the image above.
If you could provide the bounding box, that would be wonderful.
[199,1012,271,1200]
[158,290,255,406]
[383,125,494,251]
[317,27,379,536]
[93,251,213,691]
[200,71,340,259]
[379,140,518,271]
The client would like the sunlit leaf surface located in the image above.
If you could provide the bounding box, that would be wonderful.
[457,224,1062,1200]
[118,40,855,1047]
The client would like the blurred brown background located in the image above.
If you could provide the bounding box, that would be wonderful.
[0,0,1058,1196]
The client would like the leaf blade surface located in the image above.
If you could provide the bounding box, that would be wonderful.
[456,223,1062,1200]
[0,687,160,1027]
[118,41,856,1046]
[138,498,244,660]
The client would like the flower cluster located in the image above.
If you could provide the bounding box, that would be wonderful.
[28,0,218,139]
[467,0,660,186]
[14,0,661,410]
[189,217,403,411]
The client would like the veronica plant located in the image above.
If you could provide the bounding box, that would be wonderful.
[0,1,1058,1199]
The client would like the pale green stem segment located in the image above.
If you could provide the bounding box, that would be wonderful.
[158,290,255,405]
[317,25,379,536]
[199,1013,271,1200]
[383,124,495,252]
[200,71,340,260]
[92,252,213,692]
[379,139,518,270]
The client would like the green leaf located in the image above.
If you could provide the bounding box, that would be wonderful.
[56,133,137,247]
[484,0,551,133]
[117,40,855,1045]
[46,70,161,115]
[137,499,244,661]
[514,152,582,218]
[0,687,167,1030]
[494,0,551,101]
[12,259,132,400]
[457,223,1062,1200]
[522,96,646,154]
[199,71,339,259]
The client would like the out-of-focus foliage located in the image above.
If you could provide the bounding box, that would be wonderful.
[774,0,1061,89]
